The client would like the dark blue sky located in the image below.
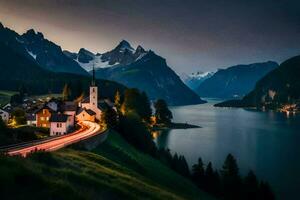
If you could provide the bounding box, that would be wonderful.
[0,0,299,73]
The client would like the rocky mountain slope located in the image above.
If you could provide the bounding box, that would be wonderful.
[0,22,88,75]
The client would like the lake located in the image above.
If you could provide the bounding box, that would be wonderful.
[154,99,300,199]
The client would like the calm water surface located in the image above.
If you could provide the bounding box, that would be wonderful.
[154,99,300,199]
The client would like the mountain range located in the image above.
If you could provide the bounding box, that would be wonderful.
[195,61,279,99]
[0,22,204,106]
[64,40,205,106]
[0,23,88,75]
[215,55,300,109]
[0,40,126,99]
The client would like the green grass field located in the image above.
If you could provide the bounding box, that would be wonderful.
[0,131,215,200]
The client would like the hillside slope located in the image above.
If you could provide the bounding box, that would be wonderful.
[0,131,214,200]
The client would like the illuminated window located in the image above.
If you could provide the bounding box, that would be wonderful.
[41,117,45,121]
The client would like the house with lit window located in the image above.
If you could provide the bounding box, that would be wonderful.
[34,104,55,128]
[49,113,72,136]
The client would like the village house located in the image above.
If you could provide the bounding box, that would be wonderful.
[0,108,10,123]
[34,104,55,128]
[49,113,72,136]
[76,107,96,122]
[26,113,36,126]
[62,101,77,126]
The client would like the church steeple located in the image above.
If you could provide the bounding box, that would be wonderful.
[92,64,96,86]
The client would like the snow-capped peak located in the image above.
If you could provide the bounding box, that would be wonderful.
[182,71,215,90]
[190,71,214,79]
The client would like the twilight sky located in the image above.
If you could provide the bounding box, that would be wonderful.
[0,0,299,74]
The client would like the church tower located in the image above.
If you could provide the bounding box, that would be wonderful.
[90,65,98,108]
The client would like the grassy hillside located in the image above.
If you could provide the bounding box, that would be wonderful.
[0,131,214,200]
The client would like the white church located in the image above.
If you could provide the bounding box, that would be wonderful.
[76,67,105,122]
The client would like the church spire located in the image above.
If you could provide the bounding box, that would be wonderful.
[92,64,96,86]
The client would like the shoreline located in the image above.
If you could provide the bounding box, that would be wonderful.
[152,122,201,131]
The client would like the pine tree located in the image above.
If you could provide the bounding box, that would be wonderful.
[243,170,259,200]
[221,154,242,200]
[140,92,152,122]
[102,108,118,129]
[192,158,205,188]
[114,90,122,113]
[154,99,173,124]
[258,181,275,200]
[62,83,71,101]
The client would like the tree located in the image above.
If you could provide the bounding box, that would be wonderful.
[62,83,71,101]
[11,108,26,125]
[221,154,242,199]
[118,111,157,156]
[154,99,173,124]
[258,181,275,200]
[243,170,259,200]
[192,158,205,188]
[205,162,221,195]
[121,89,152,122]
[102,108,118,129]
[140,92,152,122]
[114,90,122,113]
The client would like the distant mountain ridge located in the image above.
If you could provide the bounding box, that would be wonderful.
[65,40,205,106]
[182,71,215,90]
[216,55,300,110]
[0,23,88,75]
[195,61,279,99]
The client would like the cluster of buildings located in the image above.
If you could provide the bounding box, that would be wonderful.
[0,70,113,136]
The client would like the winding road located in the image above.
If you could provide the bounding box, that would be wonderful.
[3,121,103,157]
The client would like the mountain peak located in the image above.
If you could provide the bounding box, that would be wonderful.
[78,48,94,55]
[24,29,44,40]
[136,45,145,53]
[115,40,134,52]
[0,22,3,29]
